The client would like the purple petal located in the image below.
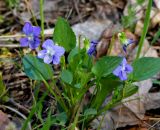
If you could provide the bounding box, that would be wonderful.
[128,39,135,45]
[53,45,65,57]
[34,37,41,46]
[33,26,41,36]
[125,64,133,73]
[113,66,122,76]
[29,43,35,50]
[38,50,47,58]
[122,58,127,66]
[91,41,98,45]
[42,39,54,49]
[119,71,127,81]
[87,41,98,56]
[122,45,127,53]
[87,47,95,56]
[29,42,38,50]
[29,37,40,49]
[20,38,29,47]
[87,44,97,56]
[44,55,53,64]
[52,56,60,65]
[23,22,33,35]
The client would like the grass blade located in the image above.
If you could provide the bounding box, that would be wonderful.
[136,0,152,59]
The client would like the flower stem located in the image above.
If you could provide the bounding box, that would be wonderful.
[107,35,115,55]
[40,0,44,42]
[136,0,152,59]
[42,78,68,114]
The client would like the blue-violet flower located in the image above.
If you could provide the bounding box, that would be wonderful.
[87,41,98,56]
[113,58,133,81]
[118,32,135,53]
[38,39,65,64]
[20,22,41,49]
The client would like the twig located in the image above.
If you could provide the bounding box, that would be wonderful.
[0,44,20,48]
[149,118,160,121]
[6,78,29,86]
[148,120,160,130]
[24,0,38,26]
[9,98,30,114]
[0,34,24,39]
[72,0,83,23]
[3,72,26,80]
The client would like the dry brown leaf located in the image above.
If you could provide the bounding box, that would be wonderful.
[154,0,160,10]
[0,110,10,126]
[151,11,160,28]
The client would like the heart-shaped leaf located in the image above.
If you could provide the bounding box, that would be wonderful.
[131,57,160,81]
[22,54,54,80]
[53,17,76,51]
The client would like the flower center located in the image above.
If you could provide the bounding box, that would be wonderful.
[122,64,125,71]
[47,48,55,56]
[28,34,34,41]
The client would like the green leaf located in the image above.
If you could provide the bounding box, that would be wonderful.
[74,83,81,89]
[123,84,138,98]
[151,28,160,45]
[136,0,145,5]
[131,57,160,81]
[78,72,92,88]
[54,112,67,126]
[91,76,122,109]
[60,69,73,84]
[53,17,76,51]
[84,108,97,116]
[111,83,138,103]
[92,56,122,78]
[22,54,54,80]
[67,47,79,63]
[68,48,91,72]
[0,72,6,97]
[0,72,9,102]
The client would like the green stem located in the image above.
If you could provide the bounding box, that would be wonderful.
[42,78,68,114]
[85,101,114,127]
[78,35,82,50]
[136,0,152,59]
[40,0,44,42]
[75,79,95,104]
[22,90,48,130]
[70,97,83,130]
[107,35,115,55]
[81,116,87,130]
[97,112,106,130]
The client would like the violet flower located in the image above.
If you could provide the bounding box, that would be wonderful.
[20,22,41,49]
[87,41,98,56]
[38,39,65,64]
[122,39,135,53]
[113,58,133,81]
